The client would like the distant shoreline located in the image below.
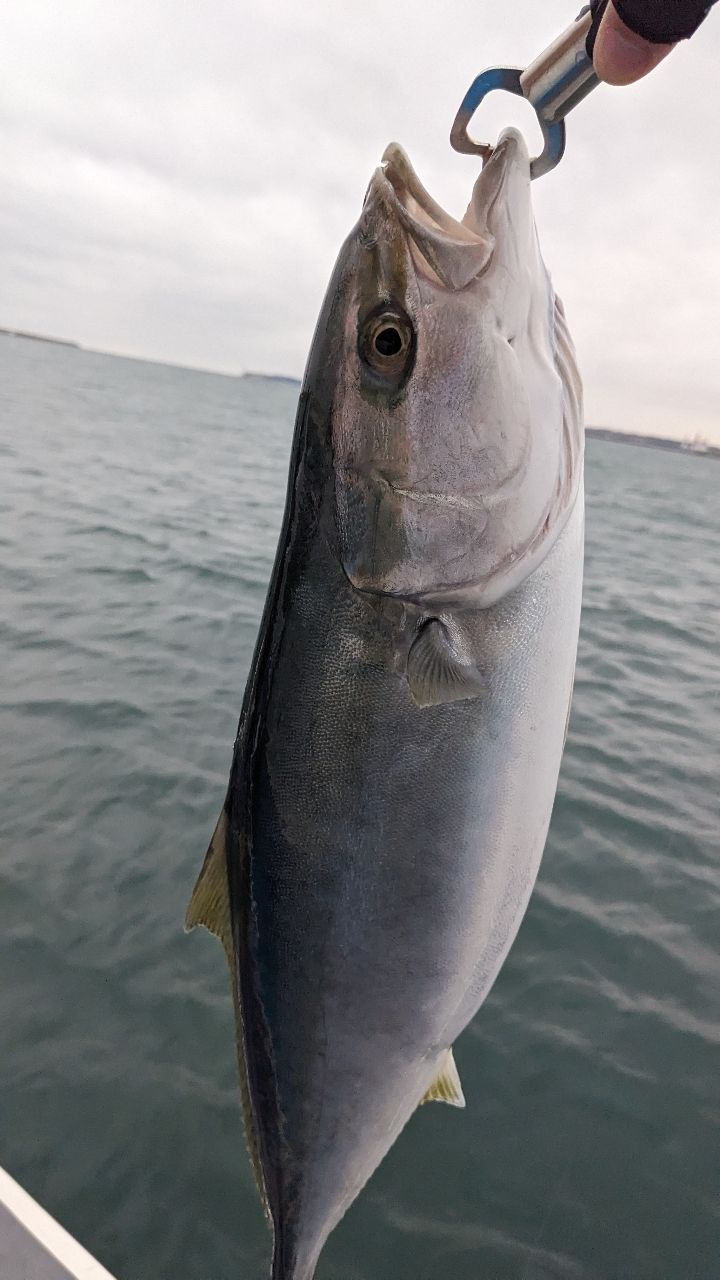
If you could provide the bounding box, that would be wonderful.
[0,326,79,350]
[585,426,719,459]
[2,327,717,457]
[240,371,301,387]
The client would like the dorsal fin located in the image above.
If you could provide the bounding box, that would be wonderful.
[421,1048,466,1108]
[407,619,484,708]
[185,809,233,955]
[185,810,270,1218]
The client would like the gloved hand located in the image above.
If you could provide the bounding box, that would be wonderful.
[589,0,717,84]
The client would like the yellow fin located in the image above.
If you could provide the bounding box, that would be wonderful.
[185,810,233,958]
[185,809,270,1218]
[422,1049,466,1108]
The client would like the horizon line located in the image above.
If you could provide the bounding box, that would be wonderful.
[1,325,716,453]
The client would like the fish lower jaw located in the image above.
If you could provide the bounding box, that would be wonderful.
[387,483,487,513]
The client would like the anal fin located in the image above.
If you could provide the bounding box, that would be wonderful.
[421,1048,466,1108]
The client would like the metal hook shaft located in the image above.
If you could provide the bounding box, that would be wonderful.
[450,7,599,177]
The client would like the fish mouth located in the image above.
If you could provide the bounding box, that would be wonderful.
[361,131,530,291]
[380,144,487,245]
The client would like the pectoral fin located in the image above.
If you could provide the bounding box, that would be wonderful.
[422,1048,466,1108]
[407,619,484,708]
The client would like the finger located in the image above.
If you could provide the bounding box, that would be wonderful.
[593,2,676,84]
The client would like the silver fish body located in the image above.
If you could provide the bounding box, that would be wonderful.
[187,129,584,1280]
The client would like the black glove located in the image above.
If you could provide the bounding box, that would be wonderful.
[588,0,717,54]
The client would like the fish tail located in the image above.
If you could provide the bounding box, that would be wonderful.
[270,1234,319,1280]
[271,1257,316,1280]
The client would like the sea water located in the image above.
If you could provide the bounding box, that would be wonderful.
[1,334,718,1280]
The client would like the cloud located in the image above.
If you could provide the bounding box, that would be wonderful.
[1,0,719,440]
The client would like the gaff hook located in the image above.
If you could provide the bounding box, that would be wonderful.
[450,6,601,178]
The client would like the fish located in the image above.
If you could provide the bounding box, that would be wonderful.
[186,126,584,1280]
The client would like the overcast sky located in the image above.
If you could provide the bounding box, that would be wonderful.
[1,1,718,441]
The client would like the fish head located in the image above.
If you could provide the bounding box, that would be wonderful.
[329,128,582,608]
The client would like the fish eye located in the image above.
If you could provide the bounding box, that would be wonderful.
[374,326,402,357]
[358,307,415,382]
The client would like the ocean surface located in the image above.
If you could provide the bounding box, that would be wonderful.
[0,332,718,1280]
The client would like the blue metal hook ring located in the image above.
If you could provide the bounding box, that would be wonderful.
[450,67,566,179]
